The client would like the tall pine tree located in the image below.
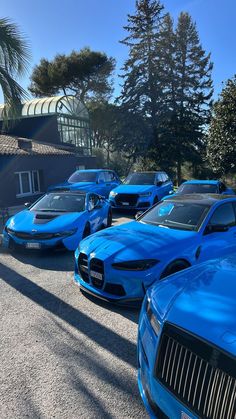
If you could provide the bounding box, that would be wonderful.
[119,0,165,142]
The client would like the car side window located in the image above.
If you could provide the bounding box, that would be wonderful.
[88,194,99,210]
[156,173,163,184]
[104,172,114,182]
[98,172,106,183]
[209,203,235,227]
[219,182,226,193]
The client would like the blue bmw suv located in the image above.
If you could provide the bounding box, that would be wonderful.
[48,169,121,198]
[109,171,173,210]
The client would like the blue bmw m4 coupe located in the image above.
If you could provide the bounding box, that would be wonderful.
[75,194,236,304]
[138,255,236,418]
[3,191,112,251]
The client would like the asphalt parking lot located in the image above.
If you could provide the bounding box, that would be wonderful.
[0,211,148,419]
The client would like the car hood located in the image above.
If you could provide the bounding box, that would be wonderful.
[150,256,236,355]
[111,184,155,194]
[80,221,196,260]
[48,181,96,191]
[6,209,86,232]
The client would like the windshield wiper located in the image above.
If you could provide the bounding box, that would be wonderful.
[35,209,68,212]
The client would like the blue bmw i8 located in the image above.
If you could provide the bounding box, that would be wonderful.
[138,255,236,418]
[75,194,236,304]
[3,191,112,251]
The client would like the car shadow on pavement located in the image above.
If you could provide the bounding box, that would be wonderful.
[0,261,137,368]
[80,289,140,324]
[9,249,74,272]
[39,317,147,418]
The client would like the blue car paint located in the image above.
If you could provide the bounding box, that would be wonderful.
[3,192,111,251]
[109,172,173,210]
[164,179,235,200]
[48,169,121,198]
[138,255,236,418]
[74,194,236,303]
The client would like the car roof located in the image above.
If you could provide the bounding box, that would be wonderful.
[47,190,87,196]
[76,169,114,173]
[183,179,220,185]
[165,193,236,206]
[130,171,165,174]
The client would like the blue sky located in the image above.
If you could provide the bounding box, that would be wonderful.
[1,0,236,102]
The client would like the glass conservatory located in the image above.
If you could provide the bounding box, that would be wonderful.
[0,95,92,155]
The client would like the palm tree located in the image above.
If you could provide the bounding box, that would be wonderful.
[0,17,30,122]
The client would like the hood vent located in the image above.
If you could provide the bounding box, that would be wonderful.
[34,213,58,224]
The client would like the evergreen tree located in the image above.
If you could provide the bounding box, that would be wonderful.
[207,76,236,175]
[155,12,213,183]
[119,0,165,136]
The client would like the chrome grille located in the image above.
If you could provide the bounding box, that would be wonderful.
[155,323,236,419]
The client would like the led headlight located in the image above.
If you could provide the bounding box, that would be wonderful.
[112,259,159,271]
[53,228,77,237]
[109,191,118,198]
[139,192,152,197]
[146,299,161,335]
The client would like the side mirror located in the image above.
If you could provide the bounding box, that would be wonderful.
[135,211,143,220]
[204,224,229,235]
[155,180,163,187]
[24,202,31,208]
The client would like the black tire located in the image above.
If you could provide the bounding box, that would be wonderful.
[82,223,90,239]
[107,209,112,227]
[160,260,190,280]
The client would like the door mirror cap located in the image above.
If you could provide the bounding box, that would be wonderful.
[155,180,163,187]
[205,224,229,234]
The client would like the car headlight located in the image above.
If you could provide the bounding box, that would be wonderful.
[53,228,77,237]
[112,259,159,271]
[146,298,161,335]
[139,192,152,197]
[109,191,117,198]
[5,226,15,235]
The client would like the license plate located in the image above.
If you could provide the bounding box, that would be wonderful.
[26,242,41,249]
[121,202,129,206]
[90,270,103,281]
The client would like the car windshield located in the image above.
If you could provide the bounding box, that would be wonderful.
[177,183,218,194]
[31,193,86,213]
[139,200,210,231]
[68,171,97,183]
[124,173,155,185]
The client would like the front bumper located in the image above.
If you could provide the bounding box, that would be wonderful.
[2,230,81,251]
[109,195,153,210]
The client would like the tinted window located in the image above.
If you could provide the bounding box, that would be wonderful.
[177,183,218,194]
[124,173,156,185]
[209,203,235,227]
[88,193,100,210]
[98,172,106,182]
[68,171,97,183]
[104,171,116,182]
[31,193,85,212]
[139,200,210,231]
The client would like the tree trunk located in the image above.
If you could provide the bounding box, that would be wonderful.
[177,160,182,186]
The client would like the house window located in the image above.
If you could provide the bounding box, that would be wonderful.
[15,171,41,197]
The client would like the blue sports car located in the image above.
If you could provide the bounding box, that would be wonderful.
[48,169,121,198]
[165,179,235,199]
[109,171,173,210]
[75,194,236,304]
[3,191,112,251]
[138,255,236,418]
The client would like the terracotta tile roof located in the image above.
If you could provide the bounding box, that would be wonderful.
[0,135,75,156]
